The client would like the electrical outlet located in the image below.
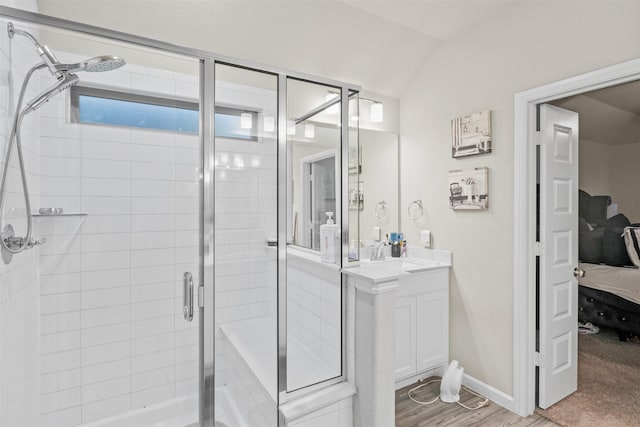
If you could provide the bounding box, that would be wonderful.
[420,230,431,248]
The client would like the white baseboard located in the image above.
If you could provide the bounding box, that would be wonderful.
[395,366,445,390]
[462,373,515,413]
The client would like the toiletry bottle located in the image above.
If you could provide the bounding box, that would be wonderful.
[320,212,340,263]
[348,240,358,261]
[401,239,407,258]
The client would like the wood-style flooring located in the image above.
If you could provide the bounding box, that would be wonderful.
[396,380,558,427]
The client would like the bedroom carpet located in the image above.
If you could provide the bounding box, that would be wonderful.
[536,328,640,426]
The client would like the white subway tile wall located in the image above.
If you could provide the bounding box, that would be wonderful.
[287,257,342,380]
[287,397,353,427]
[0,13,42,427]
[226,333,278,426]
[213,70,279,423]
[34,51,201,424]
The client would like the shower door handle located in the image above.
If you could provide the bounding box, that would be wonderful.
[183,272,194,322]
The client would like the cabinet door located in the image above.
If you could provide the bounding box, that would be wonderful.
[394,296,416,380]
[416,290,447,372]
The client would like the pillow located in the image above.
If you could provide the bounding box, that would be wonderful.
[603,228,631,266]
[623,226,640,268]
[579,230,603,264]
[607,213,631,228]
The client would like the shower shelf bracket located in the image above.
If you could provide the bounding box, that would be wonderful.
[32,212,88,217]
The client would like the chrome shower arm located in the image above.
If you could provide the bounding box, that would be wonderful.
[7,22,62,78]
[7,22,43,49]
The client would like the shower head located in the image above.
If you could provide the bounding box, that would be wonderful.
[56,55,126,73]
[24,71,79,114]
[8,23,126,76]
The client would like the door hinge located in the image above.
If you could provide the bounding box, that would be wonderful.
[535,241,543,256]
[535,131,542,146]
[198,285,205,308]
[534,351,545,367]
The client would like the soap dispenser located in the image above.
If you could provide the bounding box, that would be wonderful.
[320,212,340,263]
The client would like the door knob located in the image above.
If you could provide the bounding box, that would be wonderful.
[573,267,585,278]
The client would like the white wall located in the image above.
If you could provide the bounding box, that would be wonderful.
[608,143,640,223]
[0,2,41,425]
[579,139,611,197]
[579,139,640,222]
[399,1,640,395]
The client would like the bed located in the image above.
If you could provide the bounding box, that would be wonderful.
[578,262,640,340]
[576,190,640,339]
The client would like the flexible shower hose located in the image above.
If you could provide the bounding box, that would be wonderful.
[0,63,47,254]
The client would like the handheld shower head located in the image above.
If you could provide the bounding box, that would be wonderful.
[58,55,126,73]
[24,71,79,113]
[8,23,126,77]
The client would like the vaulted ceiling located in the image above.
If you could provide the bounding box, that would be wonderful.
[552,80,640,146]
[35,0,519,97]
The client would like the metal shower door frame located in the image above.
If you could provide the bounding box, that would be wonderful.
[0,6,361,426]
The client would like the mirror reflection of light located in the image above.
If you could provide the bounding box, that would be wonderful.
[251,156,260,168]
[304,123,315,138]
[287,120,296,135]
[263,116,275,132]
[234,155,244,168]
[220,170,227,180]
[240,112,253,129]
[220,153,229,164]
[370,102,384,123]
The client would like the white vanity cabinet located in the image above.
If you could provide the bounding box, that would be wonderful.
[394,267,449,388]
[343,248,451,427]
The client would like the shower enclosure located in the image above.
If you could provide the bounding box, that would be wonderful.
[0,6,359,427]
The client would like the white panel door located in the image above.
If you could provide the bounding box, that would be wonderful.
[394,296,416,380]
[538,104,579,409]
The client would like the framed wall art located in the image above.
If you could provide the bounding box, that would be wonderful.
[451,110,492,158]
[448,167,488,210]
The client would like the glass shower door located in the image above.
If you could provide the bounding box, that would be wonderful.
[285,78,344,393]
[0,17,203,427]
[212,63,279,426]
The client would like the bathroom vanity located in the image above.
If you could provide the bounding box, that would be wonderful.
[342,248,451,427]
[394,266,449,389]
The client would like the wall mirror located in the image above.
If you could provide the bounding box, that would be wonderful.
[356,129,399,248]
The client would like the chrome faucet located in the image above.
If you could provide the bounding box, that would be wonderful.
[370,241,386,261]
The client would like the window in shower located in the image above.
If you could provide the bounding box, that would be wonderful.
[70,85,259,140]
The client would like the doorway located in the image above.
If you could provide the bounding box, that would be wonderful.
[512,57,640,417]
[533,82,640,426]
